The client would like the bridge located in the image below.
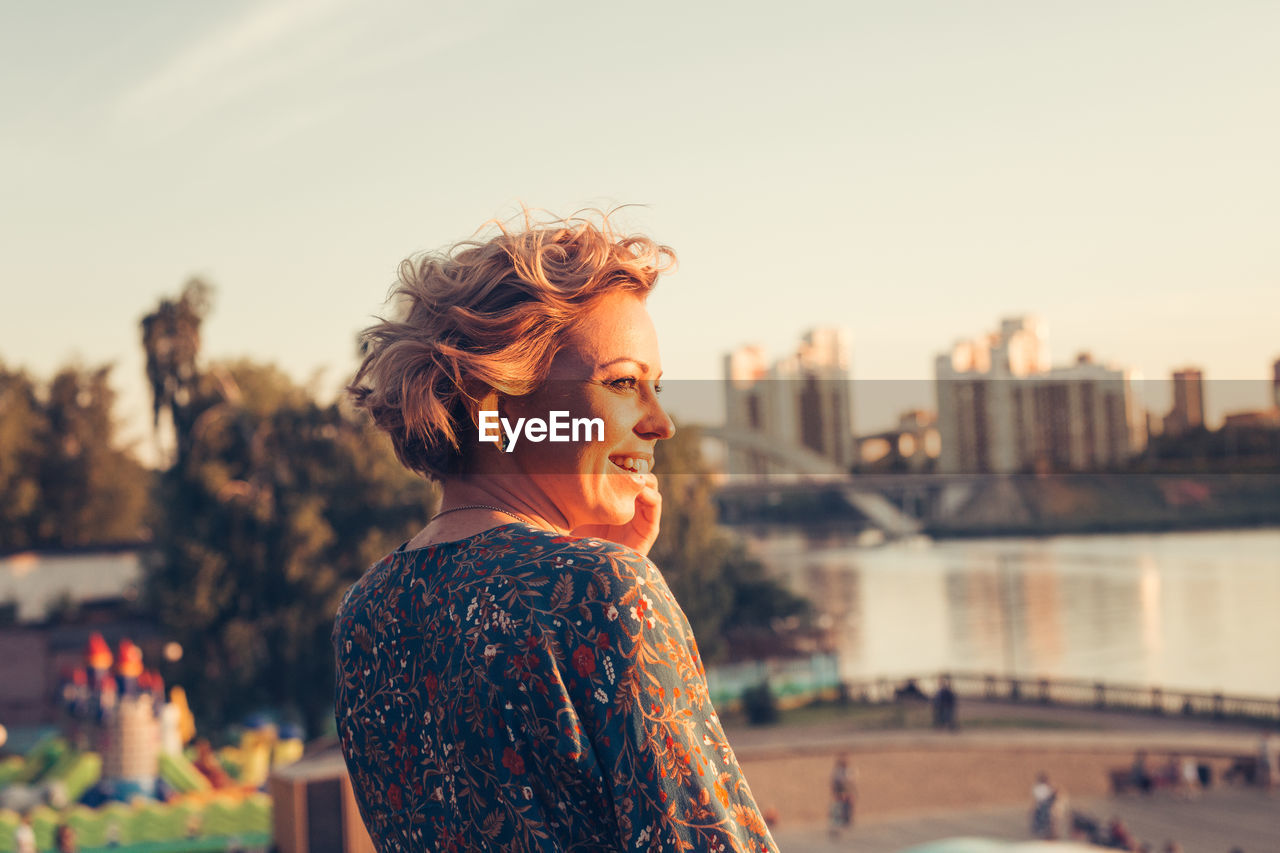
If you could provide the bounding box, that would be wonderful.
[699,425,927,539]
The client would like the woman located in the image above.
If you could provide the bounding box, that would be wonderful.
[333,213,778,852]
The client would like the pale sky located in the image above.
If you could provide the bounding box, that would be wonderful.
[3,0,1278,449]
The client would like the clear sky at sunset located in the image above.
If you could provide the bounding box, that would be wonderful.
[3,1,1277,449]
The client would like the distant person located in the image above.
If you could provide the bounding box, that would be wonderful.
[829,754,857,837]
[1105,815,1138,851]
[1069,809,1102,843]
[895,678,928,702]
[1130,749,1154,793]
[1178,754,1199,799]
[1030,773,1057,838]
[13,814,35,853]
[1259,731,1278,790]
[934,677,958,730]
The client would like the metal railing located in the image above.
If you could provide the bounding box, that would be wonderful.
[837,671,1280,724]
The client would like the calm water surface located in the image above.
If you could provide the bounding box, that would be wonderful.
[757,528,1280,697]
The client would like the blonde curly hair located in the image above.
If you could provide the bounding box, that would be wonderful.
[349,211,676,480]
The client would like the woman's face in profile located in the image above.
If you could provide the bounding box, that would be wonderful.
[503,291,674,529]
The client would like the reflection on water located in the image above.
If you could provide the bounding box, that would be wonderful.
[758,528,1280,696]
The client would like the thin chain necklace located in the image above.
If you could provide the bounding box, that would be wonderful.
[431,504,531,526]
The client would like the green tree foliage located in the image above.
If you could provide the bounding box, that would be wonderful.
[0,361,149,552]
[141,279,210,446]
[0,365,44,548]
[649,425,811,663]
[141,283,437,737]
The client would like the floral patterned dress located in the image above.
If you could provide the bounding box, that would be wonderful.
[333,523,778,852]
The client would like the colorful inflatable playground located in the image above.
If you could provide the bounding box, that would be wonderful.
[0,634,302,851]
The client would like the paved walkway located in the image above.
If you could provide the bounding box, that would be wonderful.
[769,788,1279,853]
[722,700,1278,852]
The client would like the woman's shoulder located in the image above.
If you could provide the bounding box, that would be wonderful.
[450,524,681,630]
[332,524,675,645]
[469,523,655,579]
[334,524,649,609]
[332,548,402,645]
[510,526,662,593]
[505,529,690,645]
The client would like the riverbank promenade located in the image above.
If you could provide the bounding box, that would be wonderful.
[770,787,1277,852]
[725,699,1278,852]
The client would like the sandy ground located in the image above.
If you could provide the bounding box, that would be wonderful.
[768,788,1280,853]
[724,701,1265,829]
[738,745,1240,827]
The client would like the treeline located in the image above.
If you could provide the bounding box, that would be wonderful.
[1134,426,1280,473]
[0,363,150,552]
[2,279,808,737]
[649,426,812,664]
[139,281,439,739]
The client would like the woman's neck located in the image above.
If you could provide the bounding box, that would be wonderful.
[440,477,571,533]
[404,476,571,549]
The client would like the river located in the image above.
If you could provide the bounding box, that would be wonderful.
[754,527,1280,697]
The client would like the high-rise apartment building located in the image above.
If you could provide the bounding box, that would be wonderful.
[934,317,1146,474]
[1273,357,1280,410]
[1164,368,1205,436]
[723,329,854,475]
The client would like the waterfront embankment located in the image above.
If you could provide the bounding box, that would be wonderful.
[925,472,1280,538]
[726,699,1277,850]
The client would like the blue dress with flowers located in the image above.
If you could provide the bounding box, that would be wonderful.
[333,522,778,852]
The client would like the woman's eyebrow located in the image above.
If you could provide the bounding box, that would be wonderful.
[597,357,650,373]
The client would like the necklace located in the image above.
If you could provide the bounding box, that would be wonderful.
[431,504,530,525]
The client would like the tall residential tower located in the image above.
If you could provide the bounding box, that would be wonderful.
[934,316,1146,474]
[724,328,854,476]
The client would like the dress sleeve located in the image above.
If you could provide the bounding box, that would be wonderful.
[542,540,778,853]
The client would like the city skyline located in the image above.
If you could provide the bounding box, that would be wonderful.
[722,321,1278,437]
[3,1,1278,450]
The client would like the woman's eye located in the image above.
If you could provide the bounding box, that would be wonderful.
[604,377,661,394]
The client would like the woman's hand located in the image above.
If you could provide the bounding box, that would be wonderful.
[572,473,662,557]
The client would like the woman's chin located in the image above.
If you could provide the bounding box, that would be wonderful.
[601,504,636,527]
[584,497,637,528]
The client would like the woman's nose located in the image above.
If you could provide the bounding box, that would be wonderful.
[637,390,675,440]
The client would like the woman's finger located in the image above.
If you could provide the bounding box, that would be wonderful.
[634,473,660,506]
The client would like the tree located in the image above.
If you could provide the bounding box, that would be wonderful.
[140,279,211,465]
[38,366,150,546]
[0,360,149,552]
[141,289,437,737]
[649,425,811,663]
[0,364,45,550]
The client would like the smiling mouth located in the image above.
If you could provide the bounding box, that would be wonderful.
[609,456,652,475]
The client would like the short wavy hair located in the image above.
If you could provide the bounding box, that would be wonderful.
[349,211,676,481]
